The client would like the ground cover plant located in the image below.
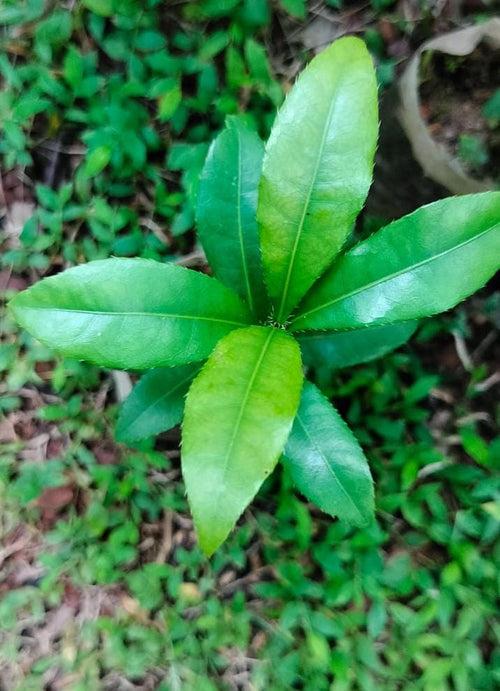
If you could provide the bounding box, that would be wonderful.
[2,1,500,689]
[9,37,500,555]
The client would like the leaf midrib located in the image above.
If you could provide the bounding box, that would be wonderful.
[295,411,364,524]
[276,79,341,323]
[236,129,254,313]
[16,305,248,327]
[293,222,499,326]
[220,330,274,489]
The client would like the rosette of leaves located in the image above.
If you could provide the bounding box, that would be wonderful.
[10,38,500,555]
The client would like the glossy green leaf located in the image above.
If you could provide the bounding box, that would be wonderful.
[284,381,374,525]
[258,37,378,322]
[197,116,268,316]
[299,321,418,370]
[292,193,500,332]
[116,364,200,444]
[182,326,303,555]
[9,258,252,370]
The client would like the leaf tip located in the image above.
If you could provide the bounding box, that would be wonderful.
[353,496,375,530]
[193,512,234,558]
[113,426,128,444]
[7,291,26,328]
[197,529,222,558]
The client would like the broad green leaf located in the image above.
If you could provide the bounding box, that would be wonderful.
[198,30,229,60]
[197,117,268,316]
[292,193,500,332]
[134,30,167,52]
[9,258,252,370]
[84,145,111,176]
[196,0,240,18]
[283,381,374,525]
[13,96,51,120]
[280,0,306,19]
[299,321,418,370]
[116,364,200,444]
[158,80,182,121]
[258,37,378,322]
[182,326,303,555]
[82,0,113,17]
[245,39,272,85]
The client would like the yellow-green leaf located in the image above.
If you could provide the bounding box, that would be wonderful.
[182,326,303,555]
[292,193,500,332]
[9,258,252,370]
[258,37,378,322]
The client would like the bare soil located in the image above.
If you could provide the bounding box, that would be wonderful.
[419,43,500,182]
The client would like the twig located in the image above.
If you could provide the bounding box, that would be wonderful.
[456,412,491,426]
[452,330,473,371]
[155,510,173,563]
[471,330,497,361]
[43,134,62,187]
[0,169,6,208]
[139,216,170,245]
[473,372,500,394]
[173,512,192,530]
[416,459,453,480]
[150,469,180,484]
[0,535,31,568]
[175,249,206,267]
[217,566,274,597]
[36,141,86,156]
[112,371,132,402]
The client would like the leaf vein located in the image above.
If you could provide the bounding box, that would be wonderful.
[236,129,254,312]
[295,411,364,523]
[19,306,248,327]
[220,330,275,489]
[276,88,340,322]
[293,222,500,325]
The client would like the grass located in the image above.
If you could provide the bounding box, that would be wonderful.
[1,1,499,689]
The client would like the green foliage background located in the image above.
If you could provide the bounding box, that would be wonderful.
[1,1,499,689]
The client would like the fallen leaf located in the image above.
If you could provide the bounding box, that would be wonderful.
[4,200,35,248]
[0,418,18,443]
[36,485,74,512]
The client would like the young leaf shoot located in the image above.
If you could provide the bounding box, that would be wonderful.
[10,37,500,555]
